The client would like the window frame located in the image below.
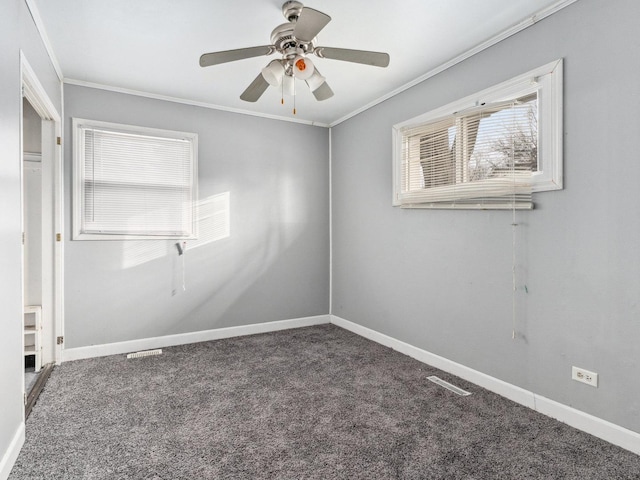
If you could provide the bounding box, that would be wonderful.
[72,118,198,240]
[392,59,563,207]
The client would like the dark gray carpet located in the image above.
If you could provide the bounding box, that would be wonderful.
[10,324,640,479]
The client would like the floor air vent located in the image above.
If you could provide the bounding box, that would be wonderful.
[427,375,472,396]
[127,349,162,359]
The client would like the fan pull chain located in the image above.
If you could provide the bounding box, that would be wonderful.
[293,79,297,115]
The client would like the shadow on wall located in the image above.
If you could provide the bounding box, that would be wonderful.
[121,192,231,269]
[109,169,311,332]
[174,172,312,329]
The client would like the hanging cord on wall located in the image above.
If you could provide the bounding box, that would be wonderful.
[90,129,96,222]
[511,201,517,340]
[510,112,517,340]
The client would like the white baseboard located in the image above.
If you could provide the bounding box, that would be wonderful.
[330,315,640,456]
[63,315,330,362]
[0,422,25,480]
[532,395,640,455]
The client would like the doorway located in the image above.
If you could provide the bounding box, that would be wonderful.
[20,53,63,416]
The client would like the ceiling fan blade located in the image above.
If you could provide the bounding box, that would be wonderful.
[200,46,274,67]
[311,82,334,101]
[293,7,331,43]
[240,73,270,102]
[314,47,390,67]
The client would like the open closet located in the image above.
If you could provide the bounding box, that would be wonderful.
[21,95,57,417]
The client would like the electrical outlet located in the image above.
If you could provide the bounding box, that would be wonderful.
[572,366,598,387]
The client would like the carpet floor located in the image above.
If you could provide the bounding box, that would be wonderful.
[9,324,640,479]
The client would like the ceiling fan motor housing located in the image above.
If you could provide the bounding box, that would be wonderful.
[282,1,304,22]
[271,23,315,64]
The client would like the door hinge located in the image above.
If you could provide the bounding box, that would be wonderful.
[22,232,25,245]
[57,336,64,345]
[56,136,61,145]
[24,393,27,405]
[56,233,61,242]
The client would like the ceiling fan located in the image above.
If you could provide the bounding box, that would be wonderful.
[199,1,390,108]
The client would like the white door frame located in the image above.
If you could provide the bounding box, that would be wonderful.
[20,52,64,366]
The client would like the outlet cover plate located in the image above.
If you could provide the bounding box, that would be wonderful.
[572,366,598,387]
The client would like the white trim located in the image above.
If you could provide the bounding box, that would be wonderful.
[63,79,331,128]
[20,53,60,122]
[19,58,26,431]
[21,52,65,366]
[63,315,331,362]
[71,117,199,240]
[328,128,333,315]
[40,121,56,365]
[24,0,63,82]
[330,0,578,127]
[56,81,65,365]
[23,152,42,163]
[391,59,563,207]
[0,422,25,480]
[330,315,640,456]
[533,395,640,455]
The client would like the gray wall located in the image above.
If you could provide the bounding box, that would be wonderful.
[331,0,640,433]
[0,0,61,472]
[63,85,329,348]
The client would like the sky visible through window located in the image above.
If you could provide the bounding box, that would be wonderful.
[446,95,538,182]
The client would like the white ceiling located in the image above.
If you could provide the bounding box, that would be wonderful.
[33,0,571,126]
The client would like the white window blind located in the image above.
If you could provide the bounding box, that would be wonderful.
[392,59,563,209]
[398,94,536,209]
[73,119,197,239]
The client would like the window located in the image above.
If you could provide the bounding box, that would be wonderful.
[73,118,198,239]
[392,59,563,209]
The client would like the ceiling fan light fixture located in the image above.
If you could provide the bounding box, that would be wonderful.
[201,2,390,104]
[292,55,314,80]
[306,70,326,92]
[261,60,285,86]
